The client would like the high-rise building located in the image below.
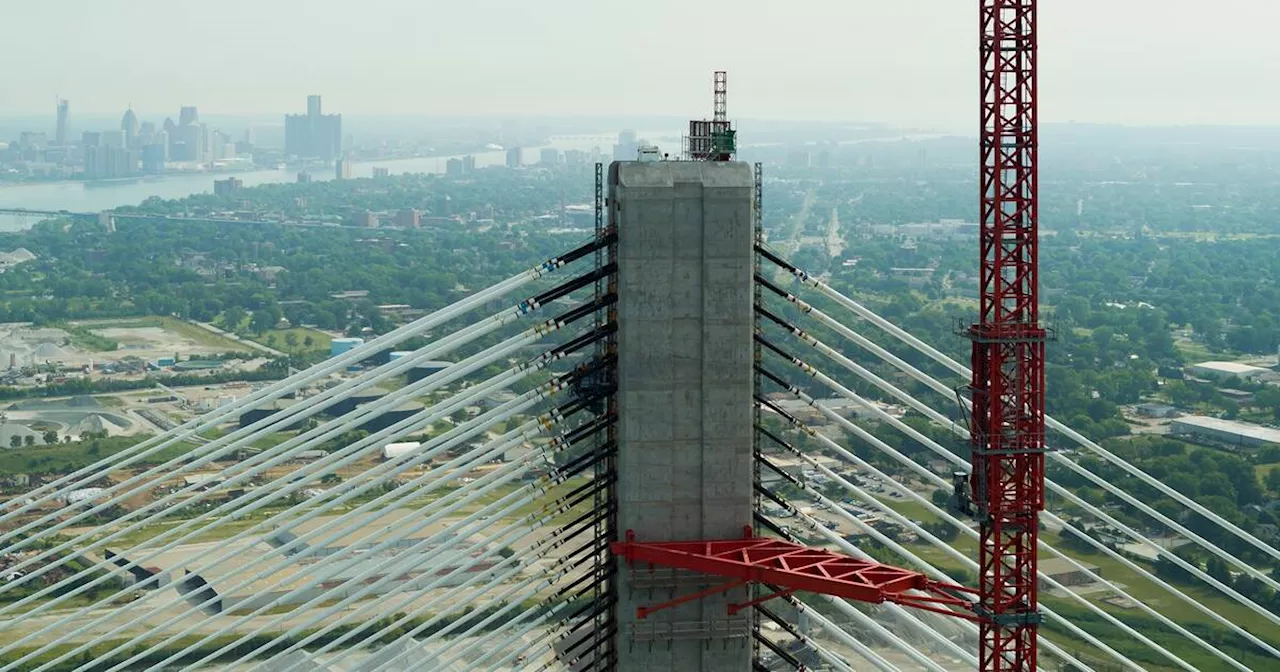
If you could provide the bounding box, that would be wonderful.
[179,106,199,127]
[297,171,312,184]
[170,124,203,161]
[612,129,638,161]
[81,131,101,148]
[212,130,232,160]
[84,145,137,180]
[214,177,243,196]
[462,155,476,172]
[372,167,390,179]
[505,147,521,168]
[445,157,463,176]
[121,108,139,149]
[335,157,352,180]
[395,209,421,228]
[141,144,166,173]
[285,95,342,160]
[55,99,70,146]
[539,148,560,165]
[100,130,126,149]
[19,132,48,150]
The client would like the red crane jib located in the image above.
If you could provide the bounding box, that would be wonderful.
[612,531,978,620]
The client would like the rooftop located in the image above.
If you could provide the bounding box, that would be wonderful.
[1172,415,1280,444]
[1039,557,1101,576]
[1192,361,1270,375]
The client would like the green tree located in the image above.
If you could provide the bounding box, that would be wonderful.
[42,430,57,445]
[1267,468,1280,494]
[303,334,315,349]
[9,435,21,448]
[23,435,34,447]
[250,303,282,335]
[284,332,299,351]
[222,305,248,332]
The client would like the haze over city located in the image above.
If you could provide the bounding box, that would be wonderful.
[3,0,1280,128]
[0,2,1279,672]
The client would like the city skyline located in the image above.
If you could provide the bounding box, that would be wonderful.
[3,0,1280,129]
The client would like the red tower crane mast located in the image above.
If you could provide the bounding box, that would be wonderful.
[965,2,1045,670]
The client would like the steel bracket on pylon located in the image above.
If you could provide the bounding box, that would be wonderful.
[611,528,979,621]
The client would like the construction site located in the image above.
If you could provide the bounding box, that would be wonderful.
[0,3,1278,672]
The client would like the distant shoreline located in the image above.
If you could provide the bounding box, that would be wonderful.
[0,147,511,191]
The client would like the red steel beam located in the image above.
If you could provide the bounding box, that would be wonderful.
[612,533,978,620]
[970,1,1045,671]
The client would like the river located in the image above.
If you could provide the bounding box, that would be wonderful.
[0,130,680,228]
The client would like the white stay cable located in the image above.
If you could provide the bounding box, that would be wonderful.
[0,320,562,618]
[759,456,1093,672]
[759,382,1157,672]
[287,488,607,672]
[423,564,593,672]
[757,475,979,667]
[482,596,621,672]
[97,462,558,672]
[758,443,1137,672]
[3,328,606,648]
[298,505,606,672]
[764,600,865,672]
[763,360,1216,671]
[768,294,1280,654]
[432,589,581,672]
[21,391,592,672]
[785,594,902,672]
[764,250,1280,566]
[183,427,605,672]
[0,238,596,524]
[0,299,542,579]
[766,303,1280,646]
[130,479,574,672]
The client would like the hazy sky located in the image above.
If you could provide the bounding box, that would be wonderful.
[4,0,1280,129]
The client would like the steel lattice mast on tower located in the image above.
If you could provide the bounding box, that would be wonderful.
[965,1,1045,670]
[687,70,736,161]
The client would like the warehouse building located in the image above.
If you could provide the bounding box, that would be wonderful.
[1189,361,1271,381]
[1171,415,1280,450]
[1039,557,1101,590]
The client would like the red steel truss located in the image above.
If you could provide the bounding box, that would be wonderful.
[968,2,1046,671]
[612,531,978,621]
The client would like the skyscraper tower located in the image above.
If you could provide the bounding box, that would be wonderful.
[285,95,341,160]
[55,99,69,146]
[121,107,139,149]
[179,106,199,127]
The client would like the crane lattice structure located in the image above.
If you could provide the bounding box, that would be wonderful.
[2,3,1280,671]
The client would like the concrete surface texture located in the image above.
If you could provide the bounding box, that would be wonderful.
[611,160,755,671]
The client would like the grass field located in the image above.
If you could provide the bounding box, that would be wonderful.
[74,316,252,353]
[60,324,121,352]
[250,327,331,354]
[0,435,159,475]
[1173,336,1219,362]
